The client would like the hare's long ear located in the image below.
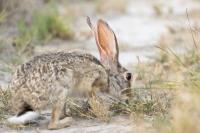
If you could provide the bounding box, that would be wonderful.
[87,17,108,62]
[87,17,119,71]
[97,19,119,64]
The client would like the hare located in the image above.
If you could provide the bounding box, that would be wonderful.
[7,17,132,130]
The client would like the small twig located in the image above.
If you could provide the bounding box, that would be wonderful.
[154,45,170,54]
[167,47,186,67]
[186,8,198,49]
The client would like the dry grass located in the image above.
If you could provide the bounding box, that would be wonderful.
[155,84,200,133]
[88,95,110,122]
[66,98,93,119]
[170,91,200,133]
[110,88,172,117]
[0,86,11,122]
[66,95,111,122]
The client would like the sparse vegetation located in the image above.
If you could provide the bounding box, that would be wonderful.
[14,2,74,49]
[147,30,200,132]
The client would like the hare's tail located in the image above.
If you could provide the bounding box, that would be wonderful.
[7,111,39,125]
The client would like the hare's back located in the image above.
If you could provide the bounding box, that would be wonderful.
[24,51,103,72]
[11,51,104,88]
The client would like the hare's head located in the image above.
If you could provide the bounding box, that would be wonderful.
[87,17,133,100]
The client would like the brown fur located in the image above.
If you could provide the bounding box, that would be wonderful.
[9,51,108,113]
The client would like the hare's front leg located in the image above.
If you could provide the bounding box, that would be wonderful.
[48,105,73,130]
[48,90,73,130]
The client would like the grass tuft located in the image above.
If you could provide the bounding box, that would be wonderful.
[67,95,111,122]
[0,86,11,122]
[88,95,110,122]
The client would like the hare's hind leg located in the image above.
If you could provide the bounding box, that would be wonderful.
[48,90,73,130]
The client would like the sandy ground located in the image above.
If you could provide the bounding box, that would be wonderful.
[1,115,135,133]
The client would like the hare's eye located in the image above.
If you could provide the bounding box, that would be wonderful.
[125,72,132,81]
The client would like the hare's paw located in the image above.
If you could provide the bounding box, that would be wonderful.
[48,117,73,130]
